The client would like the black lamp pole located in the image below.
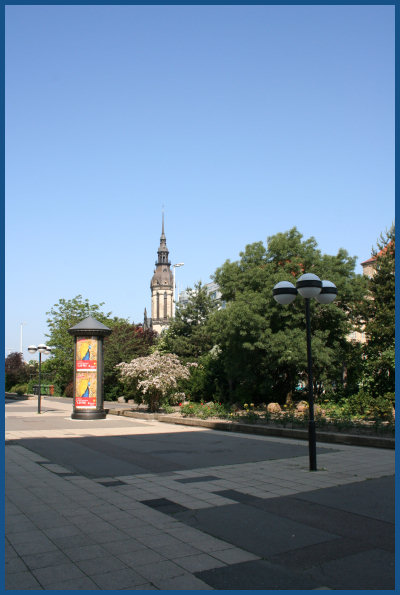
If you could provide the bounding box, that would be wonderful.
[38,351,42,414]
[273,274,338,473]
[28,344,51,415]
[305,298,317,471]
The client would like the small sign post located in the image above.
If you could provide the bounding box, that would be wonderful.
[68,316,112,420]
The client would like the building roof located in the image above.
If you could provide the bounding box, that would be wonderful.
[361,242,393,266]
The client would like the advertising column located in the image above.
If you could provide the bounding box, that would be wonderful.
[68,316,112,420]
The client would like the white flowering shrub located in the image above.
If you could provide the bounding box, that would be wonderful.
[116,352,196,412]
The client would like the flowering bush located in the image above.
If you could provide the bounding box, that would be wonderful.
[116,352,196,412]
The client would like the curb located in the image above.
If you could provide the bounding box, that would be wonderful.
[106,408,395,449]
[5,392,37,401]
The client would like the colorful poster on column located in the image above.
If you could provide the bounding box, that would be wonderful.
[75,372,97,409]
[76,338,98,371]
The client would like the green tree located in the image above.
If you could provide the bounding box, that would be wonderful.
[103,322,157,400]
[5,352,29,391]
[361,226,395,396]
[211,228,367,405]
[160,281,219,359]
[45,295,114,392]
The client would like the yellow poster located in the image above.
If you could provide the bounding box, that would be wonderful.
[76,338,98,371]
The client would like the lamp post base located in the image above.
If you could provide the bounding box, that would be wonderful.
[71,410,107,420]
[308,419,317,471]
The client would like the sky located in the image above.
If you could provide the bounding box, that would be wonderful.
[5,4,395,361]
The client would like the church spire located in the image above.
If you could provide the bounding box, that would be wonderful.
[150,210,174,334]
[157,211,169,264]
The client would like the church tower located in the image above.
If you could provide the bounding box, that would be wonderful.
[150,214,174,334]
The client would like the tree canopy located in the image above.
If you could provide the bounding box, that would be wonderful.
[159,281,219,359]
[103,321,157,400]
[207,228,368,404]
[361,225,395,396]
[18,226,392,410]
[5,352,29,390]
[44,295,115,391]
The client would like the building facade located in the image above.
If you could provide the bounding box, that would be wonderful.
[178,281,225,309]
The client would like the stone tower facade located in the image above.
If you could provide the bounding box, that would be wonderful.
[150,215,174,334]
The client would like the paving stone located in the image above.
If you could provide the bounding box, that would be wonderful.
[135,559,188,581]
[141,497,190,514]
[5,539,18,559]
[152,540,203,558]
[176,501,338,558]
[7,529,51,545]
[6,514,37,533]
[32,561,87,586]
[91,528,132,543]
[305,547,395,590]
[63,543,109,562]
[49,533,97,549]
[5,555,29,574]
[196,558,319,590]
[118,547,166,566]
[155,572,214,590]
[43,524,84,539]
[76,553,128,575]
[12,538,59,556]
[102,538,148,555]
[210,548,260,564]
[22,549,72,570]
[91,567,148,589]
[268,536,372,570]
[136,532,184,549]
[44,576,100,589]
[5,569,43,590]
[175,552,227,572]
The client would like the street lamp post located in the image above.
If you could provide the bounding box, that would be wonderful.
[172,263,184,317]
[273,273,337,471]
[20,322,27,358]
[27,344,51,414]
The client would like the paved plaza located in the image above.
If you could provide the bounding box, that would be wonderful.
[5,397,395,590]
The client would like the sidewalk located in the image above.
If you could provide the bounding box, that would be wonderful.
[5,396,395,590]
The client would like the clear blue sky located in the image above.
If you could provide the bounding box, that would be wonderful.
[5,5,394,360]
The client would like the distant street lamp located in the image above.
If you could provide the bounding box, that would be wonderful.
[273,273,337,471]
[27,344,51,414]
[172,263,184,317]
[20,322,27,358]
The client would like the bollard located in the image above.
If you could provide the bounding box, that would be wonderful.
[68,316,112,420]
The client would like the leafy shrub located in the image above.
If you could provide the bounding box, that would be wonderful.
[9,383,28,395]
[104,385,123,402]
[339,390,394,420]
[179,401,230,419]
[64,382,74,398]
